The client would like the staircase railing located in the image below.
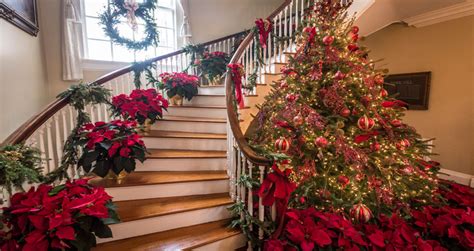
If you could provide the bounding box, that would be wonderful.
[225,0,311,243]
[1,31,245,195]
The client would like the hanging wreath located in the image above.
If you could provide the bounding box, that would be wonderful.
[100,0,159,51]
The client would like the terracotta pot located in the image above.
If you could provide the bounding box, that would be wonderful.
[170,95,184,106]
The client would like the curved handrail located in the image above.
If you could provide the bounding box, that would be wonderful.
[225,0,292,166]
[2,30,247,146]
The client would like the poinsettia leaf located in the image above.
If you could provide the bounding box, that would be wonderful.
[48,184,66,196]
[81,151,100,169]
[113,157,124,174]
[123,158,136,173]
[91,218,113,238]
[92,160,109,177]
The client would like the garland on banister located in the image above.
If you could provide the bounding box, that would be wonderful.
[229,0,474,250]
[99,0,159,51]
[45,83,111,183]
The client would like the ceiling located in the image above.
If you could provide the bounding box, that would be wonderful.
[349,0,471,36]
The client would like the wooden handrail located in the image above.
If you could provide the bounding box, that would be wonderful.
[225,0,293,166]
[1,30,247,146]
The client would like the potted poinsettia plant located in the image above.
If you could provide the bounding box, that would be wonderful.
[111,88,169,131]
[158,72,199,106]
[77,120,147,178]
[196,51,229,85]
[0,178,120,251]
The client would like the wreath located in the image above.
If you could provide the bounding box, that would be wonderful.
[100,0,159,51]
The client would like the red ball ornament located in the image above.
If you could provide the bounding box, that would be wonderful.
[361,96,372,107]
[337,175,350,187]
[347,43,359,52]
[357,115,375,131]
[350,33,359,42]
[322,35,334,45]
[380,89,388,98]
[275,137,290,152]
[286,93,297,102]
[351,26,360,34]
[374,75,385,85]
[293,115,304,126]
[299,196,306,204]
[371,142,381,152]
[315,136,329,148]
[350,203,373,223]
[334,71,345,80]
[396,139,411,150]
[391,119,402,127]
[340,108,351,117]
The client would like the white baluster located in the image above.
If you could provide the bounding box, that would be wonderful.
[45,121,56,172]
[53,115,63,169]
[38,127,48,175]
[258,165,265,240]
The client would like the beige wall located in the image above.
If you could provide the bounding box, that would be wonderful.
[361,16,474,175]
[185,0,283,43]
[0,20,48,142]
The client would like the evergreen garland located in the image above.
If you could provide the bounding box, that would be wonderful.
[100,0,159,51]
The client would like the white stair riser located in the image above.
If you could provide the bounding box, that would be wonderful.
[198,86,225,95]
[143,137,226,151]
[137,158,227,171]
[153,120,227,134]
[107,180,229,201]
[166,107,227,119]
[185,96,225,106]
[98,206,231,243]
[193,234,247,251]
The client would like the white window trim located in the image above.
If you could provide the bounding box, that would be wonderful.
[81,0,181,70]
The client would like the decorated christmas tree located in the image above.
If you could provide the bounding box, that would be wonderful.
[245,0,474,249]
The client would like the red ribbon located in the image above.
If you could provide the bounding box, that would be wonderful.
[382,100,409,109]
[227,63,245,108]
[354,131,379,143]
[255,18,273,48]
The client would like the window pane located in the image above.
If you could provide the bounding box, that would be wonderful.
[156,8,173,28]
[158,27,169,47]
[158,0,174,9]
[84,0,107,17]
[135,46,156,61]
[87,40,112,61]
[165,29,175,47]
[157,47,173,56]
[134,24,147,41]
[117,22,135,41]
[86,17,108,40]
[113,44,135,62]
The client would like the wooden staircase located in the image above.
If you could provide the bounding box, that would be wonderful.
[92,85,247,250]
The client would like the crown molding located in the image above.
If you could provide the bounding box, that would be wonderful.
[404,0,474,27]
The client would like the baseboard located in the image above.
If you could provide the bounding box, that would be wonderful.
[438,168,474,188]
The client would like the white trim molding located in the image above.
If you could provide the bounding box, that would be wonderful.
[438,168,474,188]
[404,0,474,27]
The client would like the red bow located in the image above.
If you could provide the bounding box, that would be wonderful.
[354,131,380,143]
[255,18,273,48]
[382,100,408,109]
[227,63,245,108]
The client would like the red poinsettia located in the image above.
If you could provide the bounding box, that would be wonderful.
[258,164,296,207]
[159,72,199,100]
[78,120,147,177]
[111,88,168,125]
[0,179,119,251]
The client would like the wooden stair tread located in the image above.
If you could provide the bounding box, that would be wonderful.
[195,94,225,97]
[90,171,228,187]
[162,115,227,123]
[199,84,225,88]
[116,193,232,222]
[147,149,227,159]
[169,105,227,109]
[94,220,239,251]
[143,130,226,139]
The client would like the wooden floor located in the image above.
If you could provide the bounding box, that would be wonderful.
[115,193,233,222]
[93,220,240,251]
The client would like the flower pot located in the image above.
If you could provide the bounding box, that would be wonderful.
[105,170,128,184]
[170,95,184,106]
[143,119,153,132]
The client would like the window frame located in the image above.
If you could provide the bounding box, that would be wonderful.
[81,0,178,65]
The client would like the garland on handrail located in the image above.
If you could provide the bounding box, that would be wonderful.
[45,83,111,183]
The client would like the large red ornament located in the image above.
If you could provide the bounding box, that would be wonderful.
[350,203,373,223]
[293,115,304,126]
[334,71,345,80]
[322,35,334,45]
[374,75,385,85]
[340,108,351,117]
[391,119,402,127]
[347,43,359,52]
[351,26,359,34]
[286,93,298,102]
[275,137,290,152]
[397,139,411,150]
[315,136,329,148]
[371,142,381,152]
[337,175,350,187]
[380,89,388,98]
[357,115,375,131]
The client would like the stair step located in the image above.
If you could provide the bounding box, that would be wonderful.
[161,115,227,123]
[143,130,226,139]
[91,171,228,188]
[147,149,227,159]
[184,95,226,106]
[153,115,227,134]
[116,193,232,222]
[94,220,240,251]
[166,106,227,119]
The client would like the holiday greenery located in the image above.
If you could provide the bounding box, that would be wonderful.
[77,120,147,177]
[0,179,120,251]
[111,88,169,125]
[158,72,199,101]
[100,0,159,51]
[196,51,230,84]
[229,0,474,249]
[46,83,111,183]
[0,144,43,195]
